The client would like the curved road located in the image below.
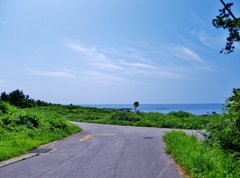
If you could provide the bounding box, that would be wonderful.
[0,122,193,178]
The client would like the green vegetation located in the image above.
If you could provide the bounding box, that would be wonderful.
[163,88,240,177]
[26,104,219,130]
[204,88,240,158]
[213,0,240,54]
[3,95,221,162]
[0,89,51,108]
[163,131,240,177]
[0,101,81,161]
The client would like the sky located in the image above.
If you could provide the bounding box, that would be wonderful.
[0,0,240,104]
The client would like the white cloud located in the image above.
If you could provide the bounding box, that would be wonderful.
[190,12,206,27]
[123,68,187,79]
[170,45,203,62]
[83,71,130,83]
[57,68,75,73]
[193,30,211,47]
[190,12,228,51]
[90,62,125,71]
[120,60,157,69]
[65,41,216,82]
[192,29,226,49]
[66,43,107,62]
[195,65,217,72]
[29,69,76,78]
[103,47,152,64]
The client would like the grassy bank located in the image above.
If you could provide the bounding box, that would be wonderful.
[0,102,81,161]
[163,130,240,177]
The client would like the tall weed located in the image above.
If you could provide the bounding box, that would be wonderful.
[163,130,240,177]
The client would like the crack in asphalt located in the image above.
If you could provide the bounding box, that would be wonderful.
[113,137,125,178]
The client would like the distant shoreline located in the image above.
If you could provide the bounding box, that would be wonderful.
[78,103,223,115]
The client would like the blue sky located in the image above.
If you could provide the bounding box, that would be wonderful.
[0,0,240,104]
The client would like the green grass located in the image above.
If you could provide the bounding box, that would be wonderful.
[26,104,221,130]
[163,130,240,178]
[0,102,81,161]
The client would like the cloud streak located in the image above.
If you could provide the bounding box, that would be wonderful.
[170,45,203,62]
[67,43,108,62]
[190,13,228,51]
[120,60,157,69]
[29,69,76,78]
[191,29,226,50]
[83,71,131,83]
[90,62,125,71]
[65,41,215,82]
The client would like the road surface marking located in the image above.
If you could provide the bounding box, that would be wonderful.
[79,134,116,141]
[92,134,116,136]
[79,134,93,141]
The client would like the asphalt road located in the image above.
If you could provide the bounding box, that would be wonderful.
[0,122,201,178]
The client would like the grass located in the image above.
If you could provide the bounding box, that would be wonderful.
[0,127,80,161]
[163,130,240,178]
[25,104,221,130]
[0,102,81,161]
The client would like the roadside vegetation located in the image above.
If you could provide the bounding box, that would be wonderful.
[0,101,81,161]
[26,104,220,130]
[163,88,240,177]
[1,89,240,177]
[163,130,240,177]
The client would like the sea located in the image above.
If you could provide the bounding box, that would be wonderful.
[79,103,223,116]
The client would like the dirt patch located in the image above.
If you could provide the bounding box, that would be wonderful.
[171,158,190,178]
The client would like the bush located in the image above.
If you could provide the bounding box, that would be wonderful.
[110,111,138,122]
[205,112,240,157]
[226,88,240,112]
[0,101,9,114]
[204,88,240,158]
[15,114,40,128]
[167,111,193,118]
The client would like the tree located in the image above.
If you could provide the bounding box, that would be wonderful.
[226,88,240,112]
[8,89,27,107]
[0,89,48,108]
[0,91,8,101]
[213,0,240,54]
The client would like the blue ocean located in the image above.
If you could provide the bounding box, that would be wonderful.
[79,103,223,115]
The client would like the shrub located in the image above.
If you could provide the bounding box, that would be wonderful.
[226,88,240,112]
[167,111,193,118]
[110,111,138,122]
[82,115,101,120]
[204,112,240,157]
[15,114,40,128]
[0,101,9,114]
[204,89,240,158]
